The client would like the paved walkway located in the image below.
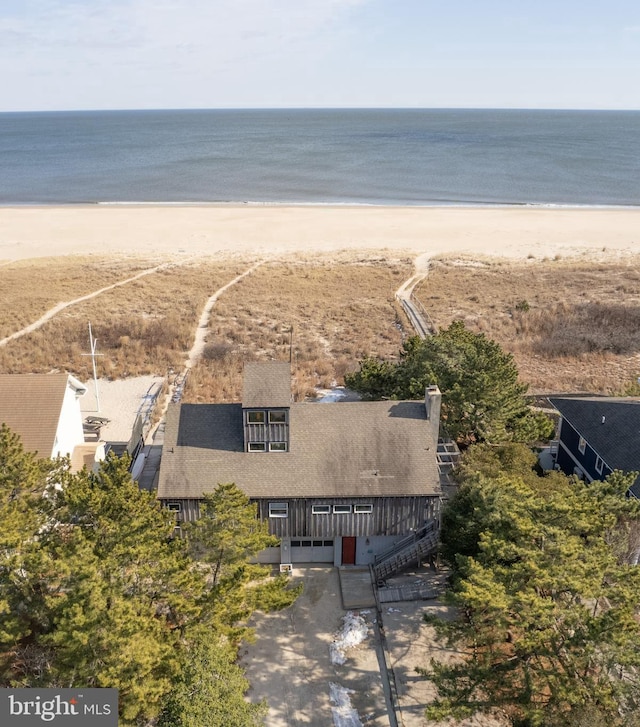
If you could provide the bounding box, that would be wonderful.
[338,566,376,609]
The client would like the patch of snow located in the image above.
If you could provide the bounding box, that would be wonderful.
[329,683,363,727]
[311,386,362,403]
[315,388,347,402]
[387,607,402,613]
[330,611,369,666]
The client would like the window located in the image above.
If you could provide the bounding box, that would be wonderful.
[313,540,323,547]
[323,540,333,547]
[248,442,266,452]
[312,505,331,515]
[333,504,352,514]
[595,456,604,474]
[247,411,265,424]
[578,437,587,454]
[269,442,287,452]
[269,410,287,424]
[354,504,373,514]
[269,502,288,518]
[167,503,182,524]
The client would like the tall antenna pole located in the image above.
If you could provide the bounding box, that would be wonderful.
[81,323,104,413]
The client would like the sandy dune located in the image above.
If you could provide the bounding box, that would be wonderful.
[0,204,639,262]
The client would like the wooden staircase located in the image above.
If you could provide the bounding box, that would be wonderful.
[372,520,439,583]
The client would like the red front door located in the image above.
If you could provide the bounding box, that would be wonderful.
[342,536,356,565]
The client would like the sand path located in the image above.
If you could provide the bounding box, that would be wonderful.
[147,260,267,429]
[0,262,176,348]
[185,260,266,370]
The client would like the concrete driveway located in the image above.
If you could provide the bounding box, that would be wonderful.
[241,566,388,726]
[241,566,505,727]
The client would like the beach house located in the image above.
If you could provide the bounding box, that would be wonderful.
[157,362,443,566]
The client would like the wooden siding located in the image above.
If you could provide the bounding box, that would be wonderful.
[161,496,440,538]
[256,496,440,538]
[161,498,201,523]
[243,408,289,450]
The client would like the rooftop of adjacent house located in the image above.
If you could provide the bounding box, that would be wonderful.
[158,398,441,500]
[551,396,640,492]
[0,373,85,457]
[242,361,292,409]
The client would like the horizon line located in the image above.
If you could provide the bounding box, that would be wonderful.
[1,105,640,115]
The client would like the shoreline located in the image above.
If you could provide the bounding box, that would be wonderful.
[1,204,640,262]
[1,200,639,210]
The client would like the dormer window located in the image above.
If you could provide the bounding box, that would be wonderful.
[242,364,291,453]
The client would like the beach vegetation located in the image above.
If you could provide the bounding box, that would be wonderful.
[346,321,554,445]
[0,428,298,726]
[413,255,640,394]
[422,443,640,726]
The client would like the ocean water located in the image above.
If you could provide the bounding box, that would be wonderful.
[0,109,638,207]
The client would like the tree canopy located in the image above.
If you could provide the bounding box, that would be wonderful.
[345,322,554,445]
[0,427,299,726]
[423,444,640,727]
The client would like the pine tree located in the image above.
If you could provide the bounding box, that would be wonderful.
[157,632,267,727]
[186,482,300,642]
[0,423,62,672]
[38,454,206,724]
[424,458,640,726]
[346,322,554,445]
[1,434,301,726]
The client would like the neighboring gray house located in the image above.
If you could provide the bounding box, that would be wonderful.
[551,396,640,498]
[157,362,443,566]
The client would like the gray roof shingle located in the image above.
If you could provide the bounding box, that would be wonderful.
[158,399,440,500]
[242,361,291,408]
[550,396,640,495]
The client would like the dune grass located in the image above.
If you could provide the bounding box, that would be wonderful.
[183,252,413,402]
[0,256,155,339]
[0,258,246,378]
[5,250,637,401]
[412,255,640,394]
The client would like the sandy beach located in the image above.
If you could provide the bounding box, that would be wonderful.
[1,205,639,262]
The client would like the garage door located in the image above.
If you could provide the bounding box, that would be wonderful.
[290,539,334,563]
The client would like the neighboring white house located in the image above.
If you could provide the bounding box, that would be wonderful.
[0,373,104,471]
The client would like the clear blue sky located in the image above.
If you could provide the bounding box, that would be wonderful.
[2,0,639,111]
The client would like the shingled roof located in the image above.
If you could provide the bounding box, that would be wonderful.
[0,373,86,457]
[551,397,640,472]
[550,396,640,495]
[242,361,291,408]
[158,399,440,500]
